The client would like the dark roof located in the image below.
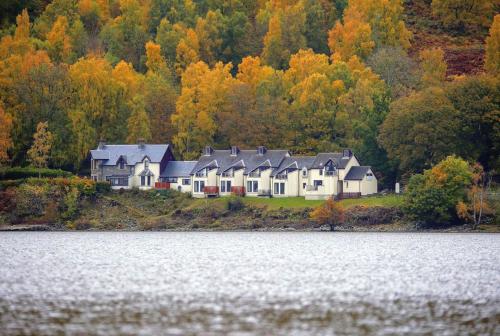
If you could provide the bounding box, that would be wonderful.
[160,161,197,177]
[271,156,315,176]
[90,144,170,166]
[344,166,371,180]
[191,149,290,175]
[311,153,351,169]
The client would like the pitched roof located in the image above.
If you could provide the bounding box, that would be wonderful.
[90,144,170,166]
[311,153,351,169]
[344,166,371,180]
[191,149,290,175]
[271,156,315,176]
[160,161,197,177]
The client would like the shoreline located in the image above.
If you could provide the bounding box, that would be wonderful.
[1,223,498,233]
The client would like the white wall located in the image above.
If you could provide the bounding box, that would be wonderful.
[360,170,378,195]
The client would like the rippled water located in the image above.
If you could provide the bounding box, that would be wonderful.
[0,232,499,335]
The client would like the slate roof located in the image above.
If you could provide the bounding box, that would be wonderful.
[90,144,170,166]
[190,148,290,175]
[271,156,315,176]
[311,153,351,169]
[344,166,371,180]
[160,161,197,177]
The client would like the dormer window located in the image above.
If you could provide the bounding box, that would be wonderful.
[230,146,239,156]
[257,146,267,155]
[144,158,149,169]
[119,159,125,169]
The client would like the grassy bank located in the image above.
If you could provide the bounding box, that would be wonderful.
[188,194,404,210]
[1,178,496,232]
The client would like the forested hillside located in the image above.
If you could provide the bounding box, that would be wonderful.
[0,0,498,187]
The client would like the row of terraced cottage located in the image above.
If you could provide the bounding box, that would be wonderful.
[90,140,377,200]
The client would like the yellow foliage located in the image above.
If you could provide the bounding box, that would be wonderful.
[0,103,13,165]
[485,15,500,76]
[46,16,73,63]
[175,29,200,77]
[310,199,345,229]
[328,17,374,61]
[112,60,144,98]
[236,56,275,89]
[419,47,447,87]
[285,49,330,84]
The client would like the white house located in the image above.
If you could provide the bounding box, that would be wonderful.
[90,140,174,190]
[90,143,377,198]
[161,146,377,199]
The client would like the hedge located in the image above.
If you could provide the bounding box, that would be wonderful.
[0,167,73,180]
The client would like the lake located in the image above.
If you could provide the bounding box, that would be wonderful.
[0,232,498,335]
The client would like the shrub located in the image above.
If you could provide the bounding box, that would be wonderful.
[0,167,72,180]
[0,179,24,190]
[96,181,111,193]
[14,184,48,218]
[310,199,344,231]
[404,156,473,227]
[227,197,245,212]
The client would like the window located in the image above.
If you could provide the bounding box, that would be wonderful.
[118,159,125,169]
[141,176,146,186]
[247,180,258,193]
[366,172,374,181]
[147,176,151,186]
[182,178,191,185]
[302,168,307,177]
[303,183,306,189]
[107,177,128,186]
[314,180,323,187]
[144,159,149,169]
[319,169,323,175]
[221,180,231,193]
[194,180,205,192]
[274,182,285,195]
[345,181,349,188]
[163,177,177,183]
[92,160,97,170]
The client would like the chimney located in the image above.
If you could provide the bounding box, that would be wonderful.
[204,146,213,156]
[138,138,145,149]
[342,149,352,158]
[257,146,267,155]
[230,146,239,156]
[98,139,106,150]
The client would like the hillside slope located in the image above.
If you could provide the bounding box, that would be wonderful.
[404,0,487,76]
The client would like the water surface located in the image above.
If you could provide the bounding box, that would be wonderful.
[0,232,499,335]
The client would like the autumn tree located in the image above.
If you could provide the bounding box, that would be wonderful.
[27,121,54,172]
[175,28,200,76]
[330,0,411,61]
[145,40,170,79]
[261,1,307,69]
[485,14,500,76]
[310,199,345,231]
[46,15,73,63]
[367,47,419,98]
[404,156,473,227]
[171,61,234,159]
[127,95,151,143]
[419,47,447,88]
[327,16,374,61]
[99,0,149,69]
[431,0,495,32]
[457,163,494,229]
[0,103,13,165]
[379,87,462,173]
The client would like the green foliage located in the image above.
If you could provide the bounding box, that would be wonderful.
[0,166,72,179]
[403,156,473,227]
[226,197,245,212]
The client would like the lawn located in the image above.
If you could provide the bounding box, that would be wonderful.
[187,194,404,210]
